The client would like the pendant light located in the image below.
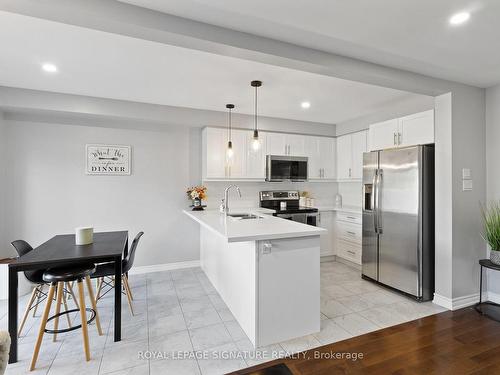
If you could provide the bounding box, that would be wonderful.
[251,80,262,151]
[226,104,235,160]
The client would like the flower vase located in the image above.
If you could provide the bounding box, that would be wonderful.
[192,198,204,211]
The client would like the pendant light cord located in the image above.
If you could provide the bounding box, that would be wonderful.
[229,107,232,141]
[254,86,258,132]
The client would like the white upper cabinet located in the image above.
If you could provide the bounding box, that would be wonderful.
[203,127,226,179]
[266,133,306,156]
[202,127,266,180]
[286,134,306,156]
[398,110,434,147]
[368,110,434,151]
[368,119,398,151]
[305,137,336,180]
[336,130,367,181]
[351,131,367,179]
[245,131,267,179]
[266,133,288,156]
[227,129,248,179]
[202,127,335,181]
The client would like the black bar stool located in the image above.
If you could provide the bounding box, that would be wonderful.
[30,263,102,371]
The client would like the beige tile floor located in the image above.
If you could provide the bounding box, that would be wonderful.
[0,261,446,375]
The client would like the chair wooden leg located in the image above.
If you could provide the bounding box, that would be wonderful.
[95,277,103,303]
[66,281,79,309]
[52,282,64,342]
[124,275,134,300]
[77,280,91,361]
[84,276,103,336]
[30,283,56,371]
[18,286,38,337]
[62,288,72,328]
[32,284,43,317]
[122,276,134,316]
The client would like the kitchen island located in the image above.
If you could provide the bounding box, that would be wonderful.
[183,209,325,348]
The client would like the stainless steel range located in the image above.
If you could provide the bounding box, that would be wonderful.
[259,190,318,226]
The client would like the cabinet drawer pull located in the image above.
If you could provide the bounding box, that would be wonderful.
[346,231,356,235]
[347,250,356,255]
[346,216,356,220]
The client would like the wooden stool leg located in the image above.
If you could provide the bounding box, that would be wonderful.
[77,280,91,361]
[52,282,64,342]
[123,276,134,316]
[66,281,79,309]
[18,286,38,337]
[84,276,103,336]
[30,283,56,371]
[32,284,43,317]
[62,288,72,328]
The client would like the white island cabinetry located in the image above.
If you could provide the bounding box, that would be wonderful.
[184,210,323,347]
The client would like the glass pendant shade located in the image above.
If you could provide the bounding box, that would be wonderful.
[251,80,262,153]
[252,129,261,151]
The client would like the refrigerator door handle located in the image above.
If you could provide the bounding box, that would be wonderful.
[376,169,383,233]
[372,170,378,233]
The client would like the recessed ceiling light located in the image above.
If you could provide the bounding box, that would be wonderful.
[41,63,58,73]
[301,101,311,109]
[449,12,470,25]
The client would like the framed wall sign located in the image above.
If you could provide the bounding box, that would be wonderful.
[86,144,131,175]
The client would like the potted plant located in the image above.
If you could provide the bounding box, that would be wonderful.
[481,201,500,265]
[187,186,207,211]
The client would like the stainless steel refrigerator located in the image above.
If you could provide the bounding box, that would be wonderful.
[362,145,434,301]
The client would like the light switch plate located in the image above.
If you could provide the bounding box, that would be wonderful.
[463,180,473,191]
[462,168,471,179]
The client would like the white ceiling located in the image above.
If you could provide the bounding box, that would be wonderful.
[120,0,500,88]
[0,11,424,124]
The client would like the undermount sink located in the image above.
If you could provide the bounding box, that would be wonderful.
[228,213,261,220]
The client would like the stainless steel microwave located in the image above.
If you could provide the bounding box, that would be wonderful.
[265,155,308,182]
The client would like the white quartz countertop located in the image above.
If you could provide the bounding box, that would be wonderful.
[315,205,362,214]
[183,209,325,242]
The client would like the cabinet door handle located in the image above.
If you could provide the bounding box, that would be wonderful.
[349,168,351,178]
[398,132,402,145]
[394,132,397,145]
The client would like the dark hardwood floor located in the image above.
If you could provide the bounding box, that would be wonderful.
[230,307,500,375]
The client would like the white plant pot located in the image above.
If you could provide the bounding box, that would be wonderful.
[490,249,500,265]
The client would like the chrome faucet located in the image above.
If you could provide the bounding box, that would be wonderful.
[220,184,242,215]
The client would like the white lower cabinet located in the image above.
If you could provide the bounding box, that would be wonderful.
[335,212,362,265]
[318,211,334,256]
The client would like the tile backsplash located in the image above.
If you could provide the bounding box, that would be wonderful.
[202,181,338,210]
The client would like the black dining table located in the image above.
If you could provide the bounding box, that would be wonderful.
[8,231,128,364]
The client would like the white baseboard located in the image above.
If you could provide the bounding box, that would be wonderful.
[433,292,480,310]
[129,260,200,275]
[335,256,362,271]
[486,291,500,304]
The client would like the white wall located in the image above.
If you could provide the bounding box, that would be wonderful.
[0,112,6,258]
[0,120,202,267]
[486,83,500,296]
[450,87,486,299]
